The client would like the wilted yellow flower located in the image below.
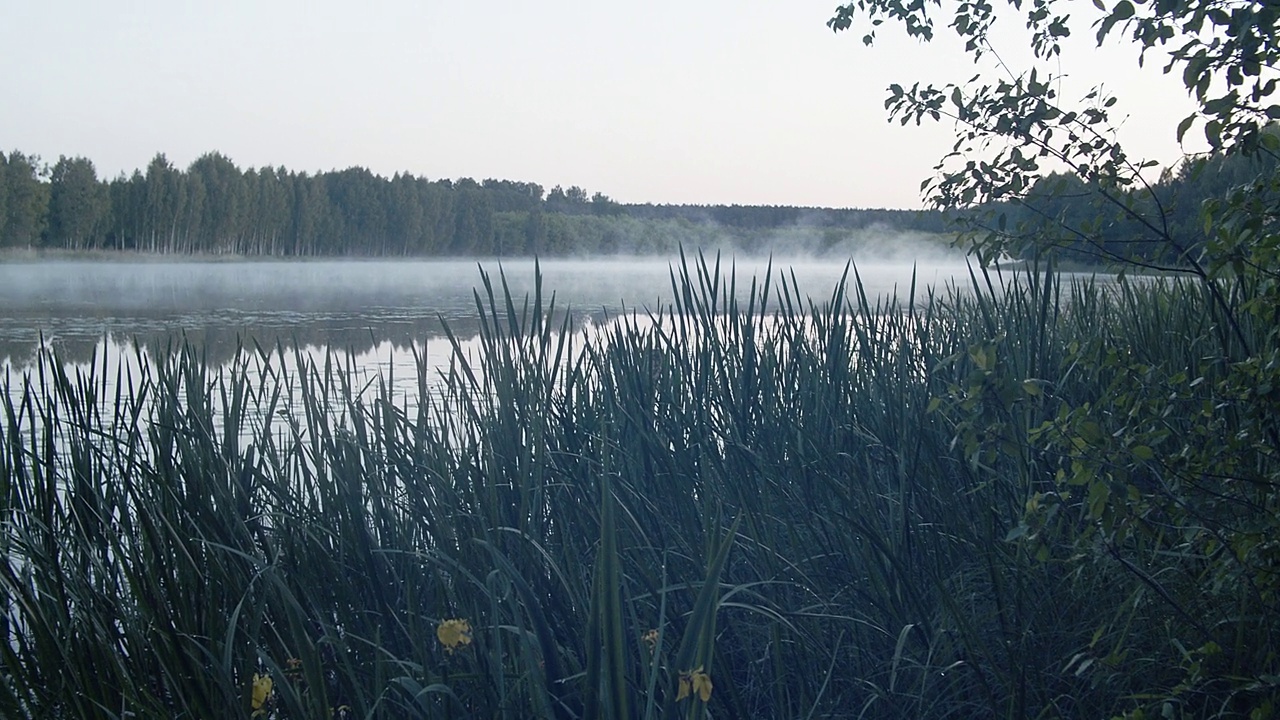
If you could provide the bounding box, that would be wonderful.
[251,672,273,715]
[642,629,659,652]
[436,618,472,653]
[677,666,712,702]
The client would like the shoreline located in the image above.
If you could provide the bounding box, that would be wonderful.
[0,246,1133,274]
[0,247,258,264]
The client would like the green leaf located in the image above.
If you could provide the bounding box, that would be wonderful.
[1205,120,1223,149]
[1176,114,1196,142]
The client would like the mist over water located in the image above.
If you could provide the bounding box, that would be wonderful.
[0,247,971,371]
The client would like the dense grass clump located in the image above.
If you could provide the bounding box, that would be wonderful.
[1,256,1275,718]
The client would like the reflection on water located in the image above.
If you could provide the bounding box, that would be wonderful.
[0,256,971,370]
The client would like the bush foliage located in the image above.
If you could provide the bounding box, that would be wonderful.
[830,0,1280,716]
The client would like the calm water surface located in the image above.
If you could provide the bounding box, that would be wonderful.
[0,257,971,353]
[0,256,972,404]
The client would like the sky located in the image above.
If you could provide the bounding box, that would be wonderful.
[1,0,1204,210]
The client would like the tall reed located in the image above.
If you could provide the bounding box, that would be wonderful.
[1,257,1270,718]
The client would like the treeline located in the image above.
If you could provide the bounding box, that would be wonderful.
[994,144,1280,266]
[0,150,947,257]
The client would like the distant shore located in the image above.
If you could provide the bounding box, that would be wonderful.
[0,246,1133,275]
[0,247,258,263]
[0,248,494,264]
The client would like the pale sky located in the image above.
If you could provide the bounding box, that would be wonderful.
[1,0,1203,209]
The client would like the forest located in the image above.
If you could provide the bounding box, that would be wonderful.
[1,144,1266,261]
[0,150,949,257]
[994,143,1280,267]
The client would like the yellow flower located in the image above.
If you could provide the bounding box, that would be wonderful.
[251,672,273,714]
[677,666,712,702]
[642,629,659,652]
[436,618,472,653]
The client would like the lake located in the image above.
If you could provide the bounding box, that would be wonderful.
[0,255,974,406]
